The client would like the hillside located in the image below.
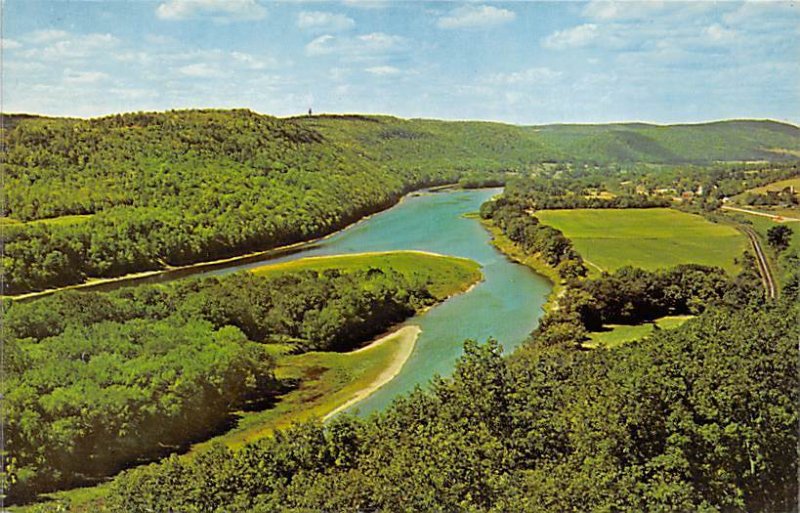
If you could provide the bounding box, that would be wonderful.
[301,115,800,166]
[529,119,800,163]
[2,110,798,294]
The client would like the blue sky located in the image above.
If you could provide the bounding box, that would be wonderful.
[2,1,798,124]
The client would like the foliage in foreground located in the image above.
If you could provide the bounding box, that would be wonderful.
[102,298,798,513]
[4,265,442,501]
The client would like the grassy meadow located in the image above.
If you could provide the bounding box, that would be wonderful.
[252,251,482,298]
[536,208,747,274]
[743,214,800,250]
[584,315,693,349]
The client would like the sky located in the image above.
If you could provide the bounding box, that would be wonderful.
[2,0,798,125]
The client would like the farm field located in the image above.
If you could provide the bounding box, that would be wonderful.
[728,210,800,287]
[742,213,800,249]
[536,208,748,274]
[252,250,482,298]
[584,315,693,349]
[742,176,800,195]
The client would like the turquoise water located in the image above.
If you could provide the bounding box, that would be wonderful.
[199,188,552,415]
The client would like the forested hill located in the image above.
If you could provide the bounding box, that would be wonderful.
[307,115,800,164]
[2,110,799,294]
[528,119,800,163]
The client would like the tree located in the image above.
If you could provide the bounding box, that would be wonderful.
[767,225,793,252]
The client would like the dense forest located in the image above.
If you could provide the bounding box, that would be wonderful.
[91,274,797,513]
[3,110,799,294]
[4,265,444,501]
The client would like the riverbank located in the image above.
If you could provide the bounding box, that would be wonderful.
[4,184,461,302]
[187,325,422,454]
[324,325,421,420]
[480,219,563,313]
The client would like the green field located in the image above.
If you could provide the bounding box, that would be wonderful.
[252,251,482,298]
[536,208,747,274]
[727,211,800,288]
[743,215,800,250]
[744,176,800,195]
[584,315,693,349]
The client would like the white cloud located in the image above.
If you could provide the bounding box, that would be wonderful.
[357,32,405,51]
[341,0,390,9]
[306,35,336,56]
[25,29,69,44]
[63,69,110,85]
[156,0,266,21]
[4,60,47,74]
[705,23,736,43]
[107,87,160,101]
[298,11,355,32]
[231,51,271,70]
[542,24,599,50]
[179,62,223,77]
[113,51,153,65]
[365,65,401,76]
[305,32,406,59]
[582,1,665,21]
[722,1,798,27]
[22,33,120,60]
[485,67,563,85]
[437,5,516,29]
[1,38,22,50]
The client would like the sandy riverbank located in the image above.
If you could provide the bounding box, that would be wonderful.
[324,325,421,420]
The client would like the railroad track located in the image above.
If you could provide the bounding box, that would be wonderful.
[742,227,776,299]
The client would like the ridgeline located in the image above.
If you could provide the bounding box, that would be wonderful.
[2,110,799,294]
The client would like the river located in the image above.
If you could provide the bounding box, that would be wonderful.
[62,188,552,416]
[190,187,551,415]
